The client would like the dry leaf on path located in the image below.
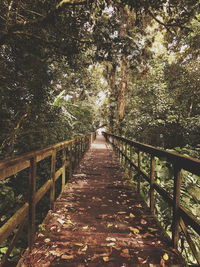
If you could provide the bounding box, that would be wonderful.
[82,245,88,251]
[148,227,157,232]
[61,255,74,260]
[103,256,110,262]
[122,249,129,254]
[129,227,140,233]
[75,243,84,247]
[106,237,116,242]
[141,219,147,224]
[163,253,169,261]
[57,218,65,225]
[117,211,126,214]
[106,242,115,247]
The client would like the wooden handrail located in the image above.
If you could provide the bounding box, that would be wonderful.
[0,132,96,266]
[103,132,200,265]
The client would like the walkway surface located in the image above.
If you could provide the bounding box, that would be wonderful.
[19,135,183,267]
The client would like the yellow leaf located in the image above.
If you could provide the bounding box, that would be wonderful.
[129,213,135,218]
[129,227,140,233]
[107,223,113,228]
[163,253,169,261]
[75,243,84,247]
[82,226,89,230]
[103,256,110,262]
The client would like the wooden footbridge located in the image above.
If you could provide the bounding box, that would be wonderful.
[0,133,199,266]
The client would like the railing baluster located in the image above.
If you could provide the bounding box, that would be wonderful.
[50,150,56,210]
[172,164,182,249]
[129,144,133,177]
[62,148,66,192]
[28,156,36,249]
[124,141,128,168]
[68,144,73,179]
[150,156,155,213]
[137,151,141,193]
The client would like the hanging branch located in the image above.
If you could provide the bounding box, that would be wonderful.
[147,10,193,33]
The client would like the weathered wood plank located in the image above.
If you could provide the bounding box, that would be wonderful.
[0,140,75,180]
[0,203,28,245]
[104,133,200,176]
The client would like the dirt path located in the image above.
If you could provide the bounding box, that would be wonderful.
[19,135,183,267]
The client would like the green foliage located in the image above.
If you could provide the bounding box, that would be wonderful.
[129,146,200,265]
[0,0,199,265]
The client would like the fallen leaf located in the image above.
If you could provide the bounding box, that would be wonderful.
[163,253,169,261]
[117,211,126,214]
[107,242,115,247]
[107,223,113,228]
[122,249,129,254]
[61,255,74,260]
[129,213,135,218]
[57,218,65,225]
[148,227,157,232]
[49,250,62,257]
[106,237,116,242]
[143,233,154,238]
[129,227,140,233]
[141,257,149,264]
[82,225,89,230]
[103,256,110,262]
[135,204,142,208]
[141,219,147,224]
[75,243,84,247]
[82,245,88,251]
[44,238,51,243]
[38,233,44,237]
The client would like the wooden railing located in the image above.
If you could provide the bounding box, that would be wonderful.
[0,132,96,266]
[103,132,200,265]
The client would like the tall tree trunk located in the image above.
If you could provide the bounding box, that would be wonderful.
[116,57,128,135]
[107,64,117,133]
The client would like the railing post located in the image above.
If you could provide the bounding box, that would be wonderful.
[62,148,66,192]
[124,141,128,168]
[50,150,56,210]
[129,144,133,177]
[28,156,36,250]
[137,151,141,193]
[150,156,155,213]
[68,144,73,179]
[172,164,182,249]
[122,141,125,165]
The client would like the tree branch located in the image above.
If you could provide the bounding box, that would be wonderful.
[147,10,193,32]
[0,0,94,46]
